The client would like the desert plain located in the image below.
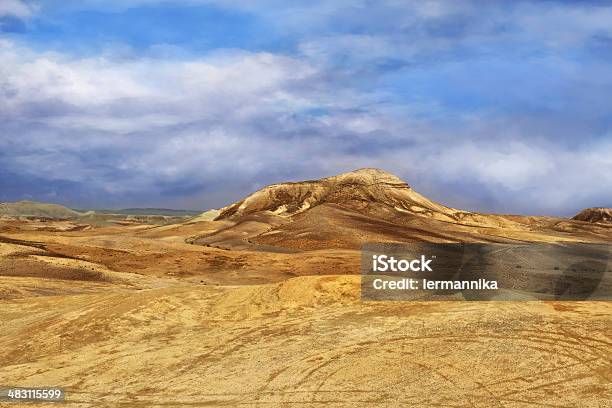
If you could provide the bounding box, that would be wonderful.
[0,169,610,407]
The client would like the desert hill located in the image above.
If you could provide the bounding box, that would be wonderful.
[189,169,612,250]
[0,200,82,219]
[572,207,612,224]
[216,168,504,226]
[217,168,453,219]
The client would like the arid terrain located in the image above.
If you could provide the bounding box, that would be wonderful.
[1,169,611,407]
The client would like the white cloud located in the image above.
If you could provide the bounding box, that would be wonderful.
[0,41,320,132]
[1,37,611,213]
[0,40,359,195]
[0,0,35,18]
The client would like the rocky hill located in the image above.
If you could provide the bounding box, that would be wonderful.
[190,169,612,250]
[572,208,612,224]
[216,168,515,228]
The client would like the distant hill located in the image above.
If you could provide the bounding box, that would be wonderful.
[572,208,612,224]
[0,201,82,219]
[78,208,202,217]
[0,202,201,221]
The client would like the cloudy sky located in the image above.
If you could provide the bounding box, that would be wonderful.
[1,0,611,215]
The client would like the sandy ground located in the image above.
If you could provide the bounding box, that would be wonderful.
[0,218,610,407]
[1,278,610,407]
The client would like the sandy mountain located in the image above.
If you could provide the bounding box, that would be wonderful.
[572,207,612,224]
[216,168,511,227]
[190,168,612,250]
[217,168,448,218]
[0,200,82,219]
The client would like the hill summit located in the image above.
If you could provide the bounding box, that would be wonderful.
[572,207,612,224]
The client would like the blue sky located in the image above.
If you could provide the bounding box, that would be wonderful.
[1,0,611,215]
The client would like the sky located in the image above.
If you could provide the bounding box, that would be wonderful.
[0,0,611,215]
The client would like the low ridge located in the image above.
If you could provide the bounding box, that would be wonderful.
[0,201,82,219]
